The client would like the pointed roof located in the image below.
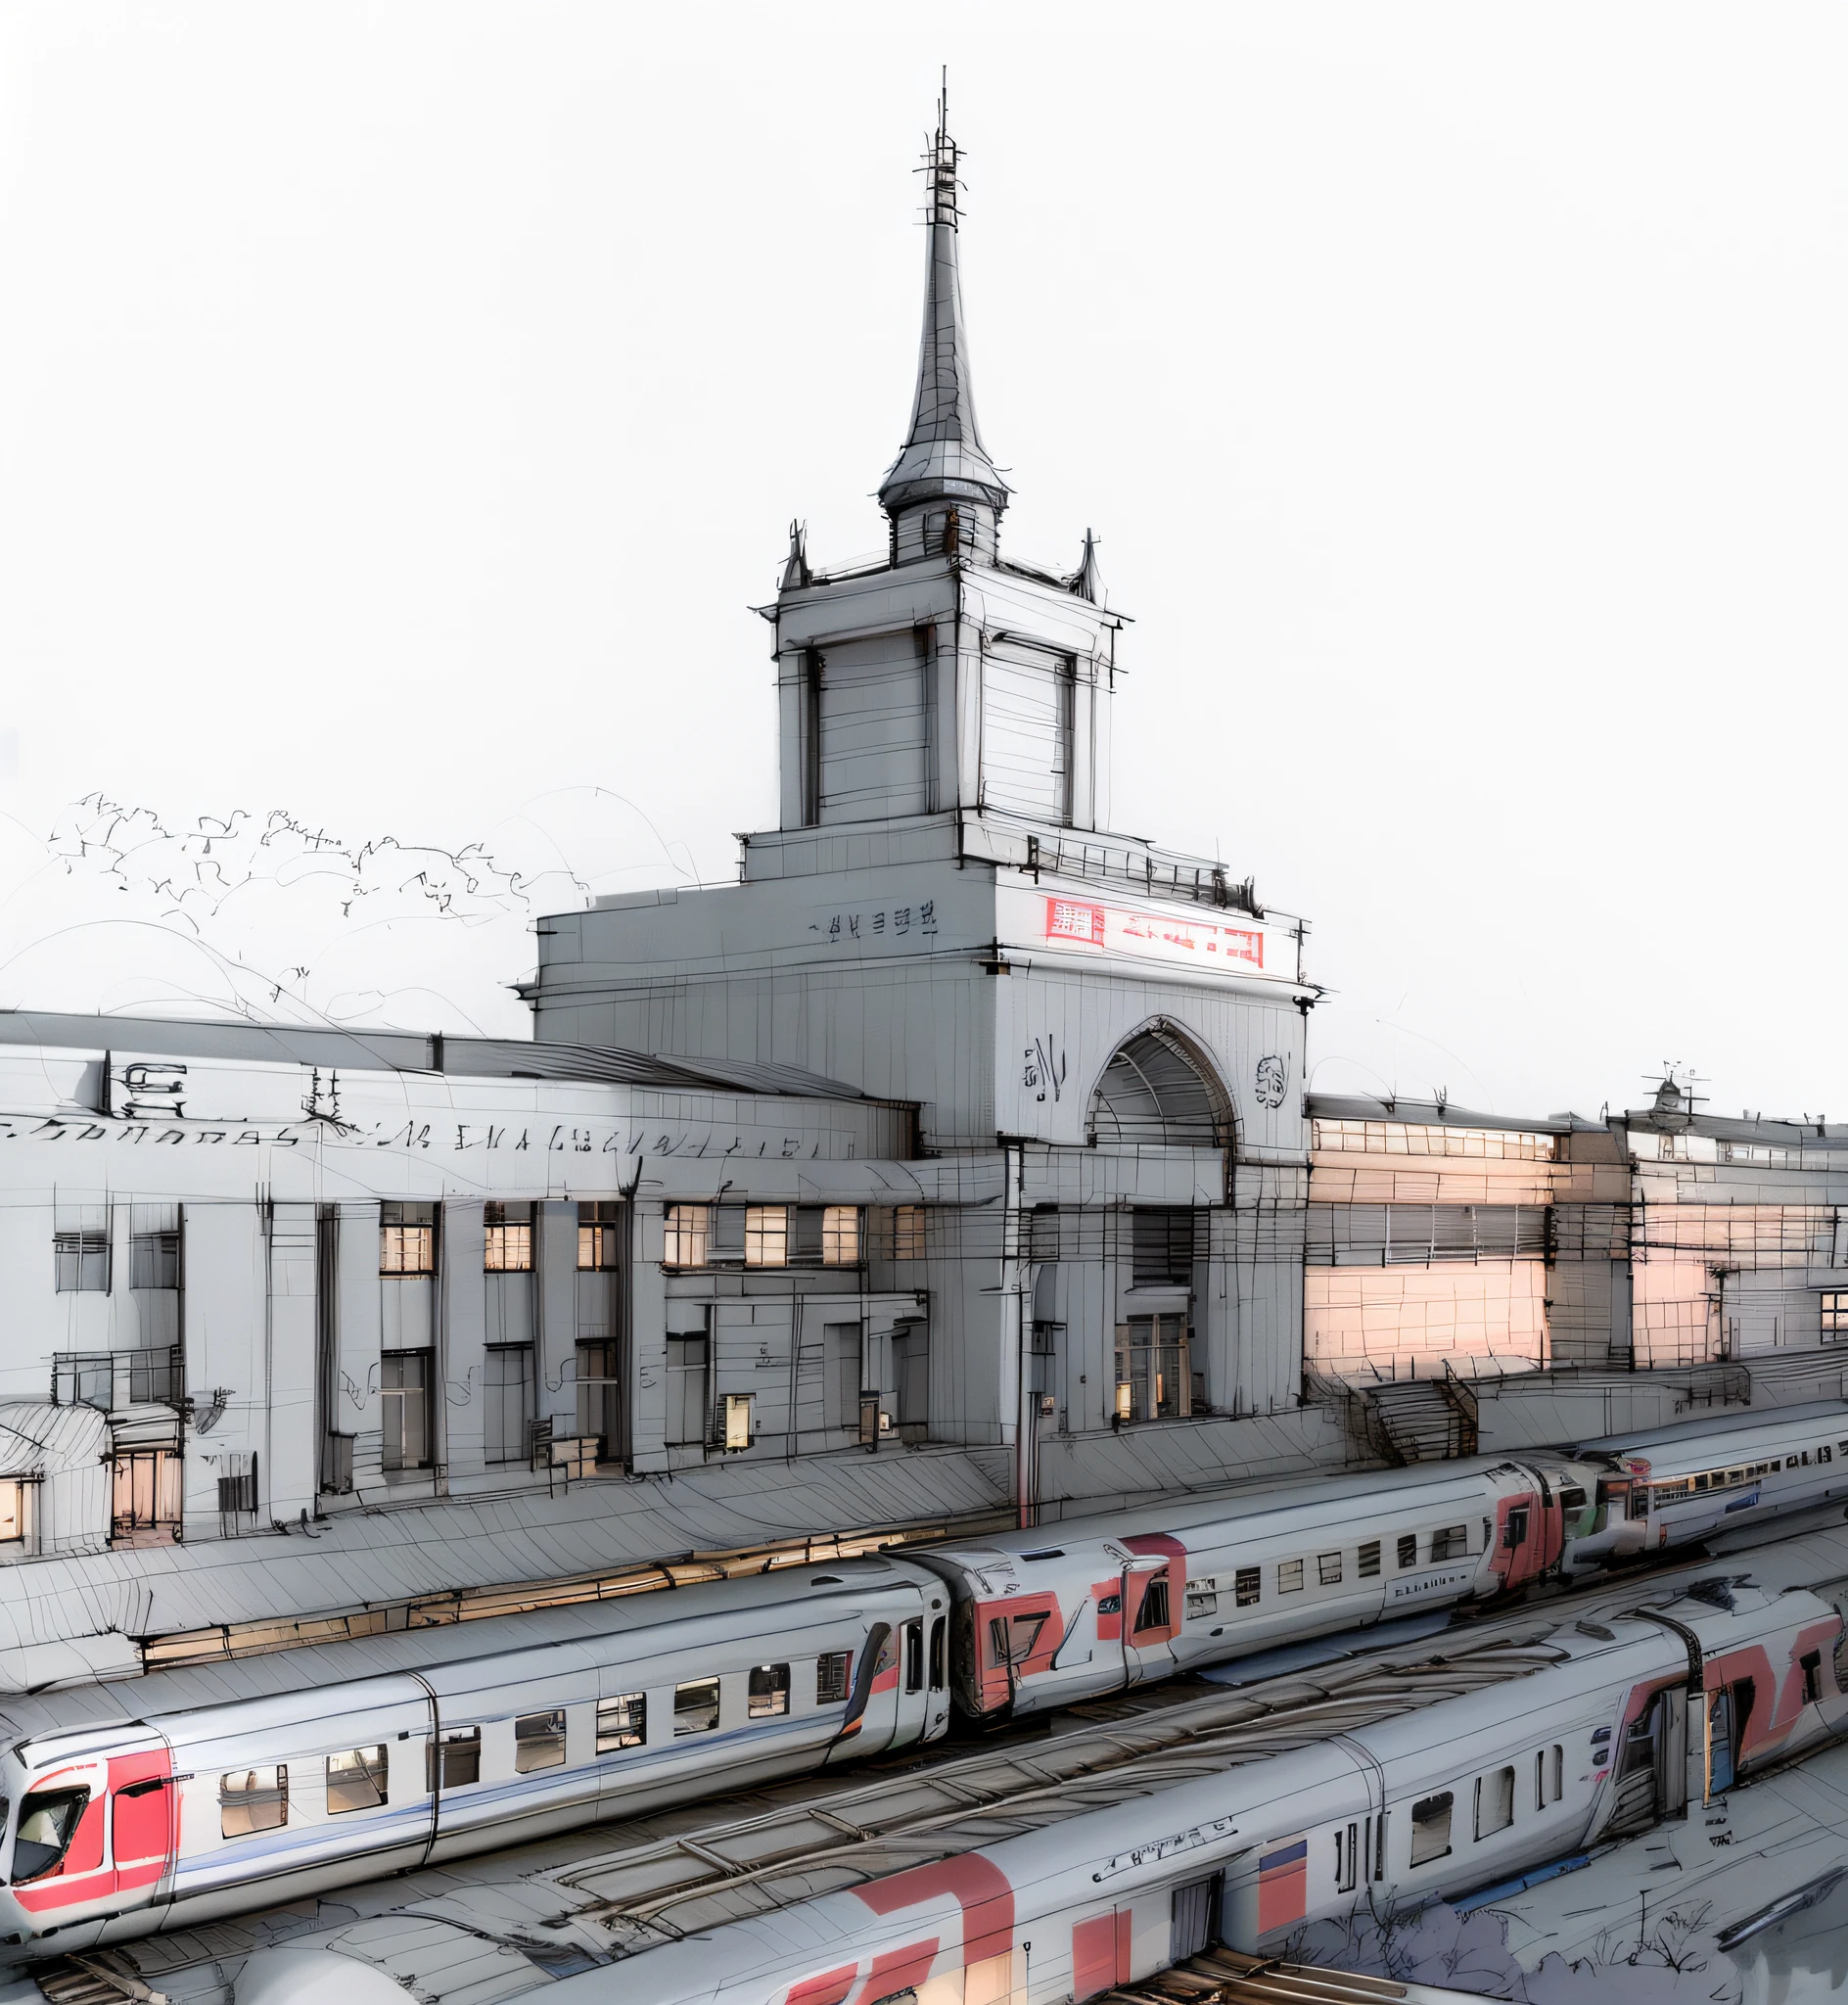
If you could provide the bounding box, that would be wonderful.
[878,92,1009,520]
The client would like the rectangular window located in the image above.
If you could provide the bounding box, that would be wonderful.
[745,1206,789,1268]
[1502,1506,1530,1550]
[1234,1566,1261,1608]
[821,1206,860,1266]
[817,1651,852,1704]
[1317,1552,1343,1587]
[1537,1744,1563,1808]
[1475,1765,1515,1839]
[1409,1791,1454,1866]
[722,1391,753,1451]
[674,1677,720,1736]
[597,1693,647,1752]
[1431,1524,1468,1562]
[0,1480,25,1544]
[219,1765,287,1838]
[576,1339,619,1456]
[664,1204,711,1268]
[1358,1540,1381,1579]
[1114,1313,1193,1423]
[130,1230,182,1291]
[432,1728,481,1790]
[1397,1532,1418,1569]
[54,1232,110,1293]
[112,1448,182,1537]
[1133,1575,1171,1634]
[1132,1208,1196,1287]
[514,1709,567,1772]
[1185,1578,1219,1619]
[891,1205,927,1260]
[485,1344,534,1465]
[1278,1558,1304,1594]
[1823,1291,1848,1341]
[748,1663,791,1718]
[380,1201,436,1276]
[381,1351,432,1470]
[578,1201,621,1271]
[483,1201,532,1273]
[904,1621,924,1694]
[326,1747,388,1814]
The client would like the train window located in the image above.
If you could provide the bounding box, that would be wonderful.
[1276,1559,1304,1594]
[597,1693,647,1752]
[817,1651,852,1704]
[674,1679,721,1736]
[749,1664,792,1718]
[1234,1566,1261,1607]
[1185,1579,1219,1619]
[1693,1473,1709,1493]
[1409,1792,1453,1866]
[929,1617,947,1690]
[1802,1652,1823,1703]
[515,1710,567,1772]
[1474,1766,1515,1839]
[1317,1553,1342,1587]
[993,1611,1050,1663]
[10,1788,88,1881]
[1358,1541,1381,1579]
[326,1747,388,1814]
[219,1766,288,1837]
[1133,1577,1171,1633]
[1396,1534,1417,1569]
[1821,1447,1833,1464]
[1431,1526,1468,1562]
[1502,1508,1530,1549]
[903,1622,924,1694]
[1535,1745,1562,1807]
[430,1730,481,1790]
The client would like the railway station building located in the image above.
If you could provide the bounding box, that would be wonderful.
[0,108,1841,1678]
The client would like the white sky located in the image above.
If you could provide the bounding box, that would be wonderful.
[2,3,1844,1119]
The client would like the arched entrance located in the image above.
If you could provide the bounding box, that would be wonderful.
[1086,1023,1231,1148]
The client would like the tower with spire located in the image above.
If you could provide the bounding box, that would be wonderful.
[528,99,1314,1465]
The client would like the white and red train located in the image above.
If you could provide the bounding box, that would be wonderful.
[0,1400,1842,1954]
[523,1572,1848,2005]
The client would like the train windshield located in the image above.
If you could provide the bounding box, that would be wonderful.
[10,1788,85,1883]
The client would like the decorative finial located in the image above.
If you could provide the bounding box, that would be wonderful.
[1066,528,1104,603]
[781,519,810,591]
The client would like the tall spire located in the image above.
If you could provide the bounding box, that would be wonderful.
[878,79,1009,528]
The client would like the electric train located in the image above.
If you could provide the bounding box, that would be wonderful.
[0,1402,1842,1955]
[505,1572,1848,2005]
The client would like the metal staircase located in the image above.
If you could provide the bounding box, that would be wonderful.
[1362,1366,1479,1465]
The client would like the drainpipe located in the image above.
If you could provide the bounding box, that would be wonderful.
[1003,1142,1036,1528]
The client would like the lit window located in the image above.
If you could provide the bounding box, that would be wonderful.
[723,1391,754,1450]
[664,1204,711,1268]
[0,1481,27,1545]
[891,1205,927,1260]
[745,1206,789,1267]
[822,1206,860,1266]
[578,1201,620,1271]
[597,1694,646,1752]
[1824,1291,1848,1342]
[380,1203,436,1276]
[483,1202,532,1273]
[514,1709,567,1772]
[326,1747,387,1814]
[220,1766,287,1838]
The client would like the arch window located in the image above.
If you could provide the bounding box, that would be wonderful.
[1088,1026,1229,1147]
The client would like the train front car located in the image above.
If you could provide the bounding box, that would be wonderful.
[0,1725,179,1948]
[1560,1399,1848,1575]
[918,1458,1593,1722]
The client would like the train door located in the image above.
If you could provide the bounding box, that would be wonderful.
[926,1609,950,1740]
[1072,1908,1132,2001]
[1605,1687,1686,1837]
[1171,1873,1223,1962]
[891,1618,931,1749]
[1707,1676,1755,1796]
[1120,1541,1181,1689]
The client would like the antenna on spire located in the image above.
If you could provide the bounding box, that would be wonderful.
[939,66,948,140]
